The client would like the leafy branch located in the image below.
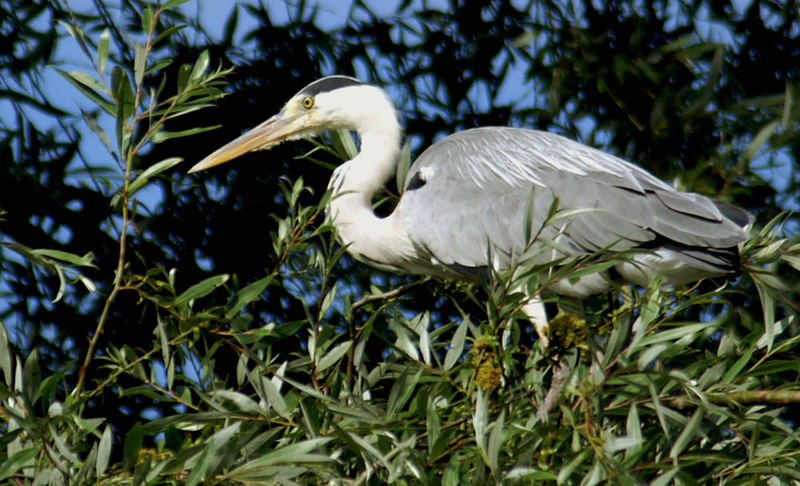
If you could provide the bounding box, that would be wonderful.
[57,3,231,397]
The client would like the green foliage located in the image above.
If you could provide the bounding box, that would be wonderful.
[2,0,800,484]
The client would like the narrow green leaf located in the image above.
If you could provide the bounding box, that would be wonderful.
[0,322,12,386]
[141,7,154,33]
[56,20,93,61]
[782,254,800,272]
[563,259,620,281]
[173,274,230,307]
[123,423,144,471]
[134,42,147,86]
[31,249,96,267]
[545,206,599,226]
[523,188,536,244]
[387,368,421,418]
[97,29,110,74]
[723,347,754,384]
[155,313,170,371]
[185,442,211,486]
[670,408,703,458]
[624,403,642,461]
[744,120,778,161]
[128,157,183,195]
[226,275,273,319]
[223,5,239,43]
[319,282,337,318]
[333,129,359,160]
[648,380,671,436]
[346,431,391,470]
[633,323,711,350]
[557,448,590,484]
[210,390,260,412]
[604,435,642,454]
[81,110,115,155]
[781,83,794,130]
[261,375,288,417]
[190,50,210,82]
[0,447,39,482]
[637,343,668,369]
[177,63,191,93]
[151,125,222,143]
[755,280,776,350]
[487,410,505,473]
[228,438,333,475]
[281,375,332,402]
[651,469,679,486]
[164,0,191,8]
[426,395,442,457]
[112,66,134,153]
[22,350,41,403]
[154,24,187,47]
[392,323,419,361]
[504,468,557,481]
[96,425,112,478]
[419,325,432,365]
[444,318,467,371]
[56,68,115,115]
[473,390,488,452]
[317,340,351,372]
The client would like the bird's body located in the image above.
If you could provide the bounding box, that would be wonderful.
[190,75,751,335]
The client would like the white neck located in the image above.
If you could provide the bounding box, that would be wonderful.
[326,100,418,272]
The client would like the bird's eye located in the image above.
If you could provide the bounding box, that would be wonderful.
[302,96,314,109]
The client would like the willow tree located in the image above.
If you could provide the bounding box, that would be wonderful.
[1,1,799,484]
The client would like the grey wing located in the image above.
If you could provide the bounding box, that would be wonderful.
[398,127,749,277]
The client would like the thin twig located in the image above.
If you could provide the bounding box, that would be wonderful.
[351,276,433,311]
[73,8,162,398]
[668,390,800,410]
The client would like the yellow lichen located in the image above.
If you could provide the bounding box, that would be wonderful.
[546,311,589,352]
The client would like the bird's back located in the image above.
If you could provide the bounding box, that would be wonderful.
[398,127,750,293]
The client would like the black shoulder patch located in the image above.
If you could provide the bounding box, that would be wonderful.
[300,76,365,97]
[406,171,427,191]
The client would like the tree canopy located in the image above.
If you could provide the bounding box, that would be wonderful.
[1,0,800,484]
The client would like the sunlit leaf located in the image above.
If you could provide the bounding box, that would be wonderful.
[128,157,183,195]
[316,340,351,372]
[96,425,113,478]
[151,125,222,143]
[172,274,230,307]
[190,50,210,82]
[444,318,467,371]
[134,42,146,86]
[56,68,115,115]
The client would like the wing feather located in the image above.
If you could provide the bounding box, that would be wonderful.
[399,127,748,279]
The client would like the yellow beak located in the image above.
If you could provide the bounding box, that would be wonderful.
[188,111,306,173]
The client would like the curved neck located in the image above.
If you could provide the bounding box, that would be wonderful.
[326,108,418,271]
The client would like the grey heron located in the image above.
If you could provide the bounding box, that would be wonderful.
[189,75,751,343]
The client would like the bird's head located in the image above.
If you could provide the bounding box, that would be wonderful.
[188,75,394,173]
